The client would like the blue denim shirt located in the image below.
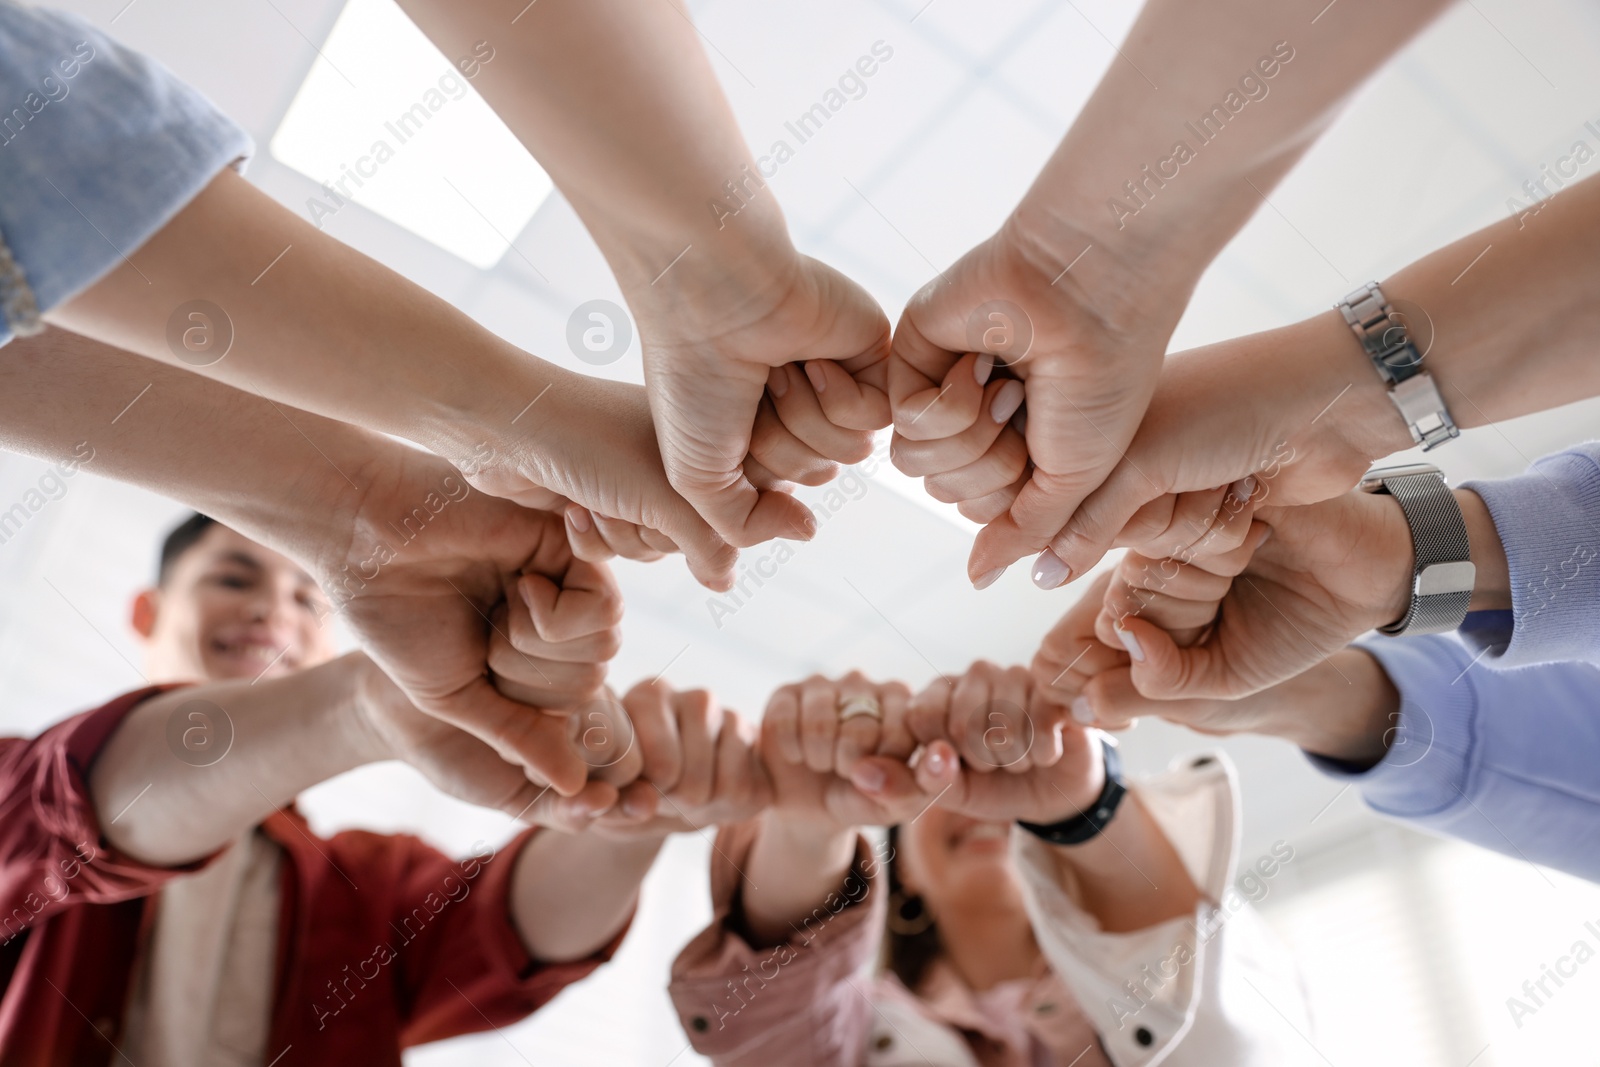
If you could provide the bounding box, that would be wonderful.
[1309,442,1600,881]
[0,2,252,345]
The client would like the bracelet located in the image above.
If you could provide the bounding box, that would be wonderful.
[1016,738,1127,847]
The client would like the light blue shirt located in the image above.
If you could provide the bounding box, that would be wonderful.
[1310,442,1600,881]
[0,2,251,345]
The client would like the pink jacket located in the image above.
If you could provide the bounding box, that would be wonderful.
[669,755,1319,1067]
[667,820,1109,1067]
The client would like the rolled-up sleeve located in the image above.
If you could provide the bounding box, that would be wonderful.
[1309,634,1600,881]
[1459,442,1600,668]
[668,821,884,1066]
[1014,754,1318,1066]
[0,685,207,946]
[0,2,252,344]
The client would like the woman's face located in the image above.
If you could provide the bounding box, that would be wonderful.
[896,806,1027,919]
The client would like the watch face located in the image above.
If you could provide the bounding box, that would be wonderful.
[1418,561,1476,596]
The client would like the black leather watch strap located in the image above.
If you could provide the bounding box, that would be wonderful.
[1017,738,1126,847]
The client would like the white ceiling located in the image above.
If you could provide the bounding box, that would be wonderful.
[3,0,1599,1062]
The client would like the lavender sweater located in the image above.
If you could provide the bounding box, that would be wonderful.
[1311,442,1600,880]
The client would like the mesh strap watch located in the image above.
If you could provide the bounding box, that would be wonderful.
[1337,282,1459,451]
[1360,463,1475,636]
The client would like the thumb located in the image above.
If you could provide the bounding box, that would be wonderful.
[848,755,922,802]
[520,779,620,830]
[1044,464,1165,589]
[911,739,962,797]
[1114,614,1206,701]
[642,483,744,592]
[804,359,892,433]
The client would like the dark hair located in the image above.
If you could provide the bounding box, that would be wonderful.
[157,512,219,586]
[884,824,942,991]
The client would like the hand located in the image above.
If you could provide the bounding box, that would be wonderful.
[1025,312,1402,587]
[352,655,618,824]
[636,253,892,549]
[458,374,744,591]
[759,673,928,831]
[888,222,1172,586]
[1088,490,1414,703]
[859,663,1106,825]
[905,659,1069,773]
[320,450,627,796]
[584,680,772,839]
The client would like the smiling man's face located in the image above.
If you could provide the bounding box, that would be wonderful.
[133,522,337,684]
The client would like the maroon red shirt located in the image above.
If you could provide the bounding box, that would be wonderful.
[0,688,622,1067]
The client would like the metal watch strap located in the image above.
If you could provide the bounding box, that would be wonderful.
[1017,738,1126,847]
[1363,468,1475,636]
[1337,282,1459,451]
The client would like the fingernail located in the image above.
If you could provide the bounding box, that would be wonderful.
[851,763,886,792]
[566,507,592,533]
[974,353,995,386]
[1071,695,1095,724]
[1031,550,1071,590]
[990,380,1024,424]
[924,747,949,776]
[973,566,1007,590]
[805,361,827,393]
[768,366,789,399]
[1116,625,1146,662]
[1227,476,1256,506]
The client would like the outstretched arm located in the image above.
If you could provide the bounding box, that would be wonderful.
[0,327,622,794]
[887,0,1456,584]
[397,0,893,548]
[1044,166,1600,584]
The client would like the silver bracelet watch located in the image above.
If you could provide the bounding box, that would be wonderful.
[1337,282,1459,451]
[1359,463,1476,636]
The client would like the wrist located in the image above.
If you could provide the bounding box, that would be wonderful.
[1029,740,1109,826]
[1458,488,1511,612]
[1001,207,1191,352]
[758,809,859,859]
[615,230,802,344]
[339,652,400,767]
[1281,310,1416,470]
[1286,650,1398,768]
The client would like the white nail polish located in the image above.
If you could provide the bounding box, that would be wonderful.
[1071,696,1094,724]
[1116,626,1146,662]
[990,380,1024,424]
[975,352,995,386]
[974,566,1006,590]
[1032,550,1072,590]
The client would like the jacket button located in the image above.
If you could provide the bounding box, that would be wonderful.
[1135,1026,1154,1047]
[874,1034,893,1050]
[1035,1001,1057,1014]
[690,1016,709,1032]
[93,1017,117,1039]
[1191,756,1215,768]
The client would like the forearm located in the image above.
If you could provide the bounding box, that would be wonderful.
[88,653,390,867]
[1046,793,1201,933]
[739,812,859,948]
[399,0,793,301]
[1263,649,1400,767]
[1260,171,1600,466]
[49,169,565,470]
[0,327,383,574]
[508,830,664,963]
[1015,0,1452,322]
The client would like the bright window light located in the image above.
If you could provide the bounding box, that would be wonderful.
[269,0,552,269]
